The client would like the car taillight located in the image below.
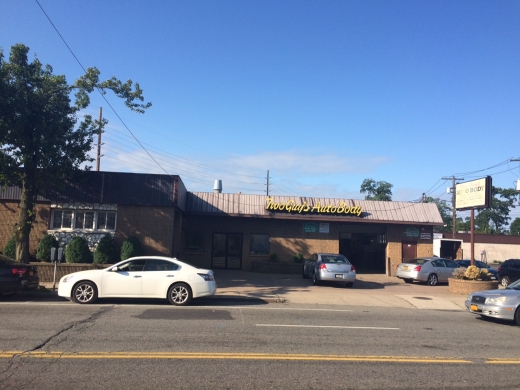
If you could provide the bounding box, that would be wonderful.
[351,265,356,272]
[319,263,327,270]
[11,268,28,276]
[413,266,422,272]
[497,267,501,272]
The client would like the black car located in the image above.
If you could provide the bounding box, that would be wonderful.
[0,255,39,295]
[454,260,498,280]
[497,259,520,287]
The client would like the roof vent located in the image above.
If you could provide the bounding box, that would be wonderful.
[214,180,222,194]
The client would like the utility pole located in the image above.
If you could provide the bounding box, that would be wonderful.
[442,175,464,238]
[266,170,270,196]
[96,107,103,171]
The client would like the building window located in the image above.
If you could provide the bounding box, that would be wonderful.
[50,209,116,231]
[184,231,205,253]
[250,234,270,255]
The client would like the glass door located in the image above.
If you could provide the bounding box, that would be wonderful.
[211,233,242,269]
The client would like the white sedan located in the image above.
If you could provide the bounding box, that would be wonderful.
[58,256,217,306]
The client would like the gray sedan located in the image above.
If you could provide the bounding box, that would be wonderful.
[395,257,461,285]
[303,253,356,287]
[465,278,520,326]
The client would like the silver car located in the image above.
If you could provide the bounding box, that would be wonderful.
[465,278,520,326]
[395,257,460,285]
[303,253,356,287]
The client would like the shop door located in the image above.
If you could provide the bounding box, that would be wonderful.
[211,233,242,269]
[402,241,417,262]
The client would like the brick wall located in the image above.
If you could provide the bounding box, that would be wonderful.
[0,201,51,257]
[116,205,177,256]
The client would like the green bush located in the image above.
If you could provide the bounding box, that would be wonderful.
[65,236,92,263]
[3,236,16,259]
[36,235,58,262]
[120,236,143,260]
[294,253,304,263]
[94,234,116,264]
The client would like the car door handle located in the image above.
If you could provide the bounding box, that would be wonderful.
[133,275,142,278]
[166,275,175,277]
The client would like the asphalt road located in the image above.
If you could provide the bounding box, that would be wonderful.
[1,299,519,389]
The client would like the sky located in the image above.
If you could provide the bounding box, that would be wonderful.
[2,0,520,221]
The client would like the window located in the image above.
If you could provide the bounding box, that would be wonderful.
[249,234,270,255]
[51,209,116,231]
[144,260,179,271]
[184,231,204,253]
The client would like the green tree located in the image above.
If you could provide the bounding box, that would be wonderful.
[474,187,518,234]
[0,44,151,263]
[424,196,451,232]
[509,217,520,235]
[360,178,393,201]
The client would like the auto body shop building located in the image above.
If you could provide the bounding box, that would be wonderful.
[0,172,444,276]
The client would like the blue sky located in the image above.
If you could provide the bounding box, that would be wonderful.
[2,1,520,219]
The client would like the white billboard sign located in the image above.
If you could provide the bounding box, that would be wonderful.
[455,177,492,210]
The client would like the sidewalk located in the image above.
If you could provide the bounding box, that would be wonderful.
[35,271,469,311]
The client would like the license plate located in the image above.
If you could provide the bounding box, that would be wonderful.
[335,274,343,279]
[470,304,479,312]
[403,266,408,270]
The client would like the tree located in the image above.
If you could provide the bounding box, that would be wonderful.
[424,196,451,232]
[510,218,520,235]
[0,44,151,263]
[474,186,518,234]
[360,178,393,201]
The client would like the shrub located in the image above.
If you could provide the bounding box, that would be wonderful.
[65,236,92,263]
[94,234,116,264]
[121,236,143,260]
[452,267,466,279]
[294,253,304,263]
[3,236,16,259]
[464,265,481,280]
[36,235,58,262]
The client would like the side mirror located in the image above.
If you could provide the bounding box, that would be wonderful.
[111,266,119,272]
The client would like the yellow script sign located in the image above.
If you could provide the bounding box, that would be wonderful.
[265,198,363,216]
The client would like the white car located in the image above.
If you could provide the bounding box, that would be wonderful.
[58,256,217,306]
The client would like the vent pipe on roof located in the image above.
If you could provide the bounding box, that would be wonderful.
[214,180,222,194]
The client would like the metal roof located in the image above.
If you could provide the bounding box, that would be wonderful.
[0,171,187,209]
[186,193,444,226]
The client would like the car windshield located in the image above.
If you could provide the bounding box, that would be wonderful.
[506,279,520,290]
[321,255,350,264]
[406,258,429,265]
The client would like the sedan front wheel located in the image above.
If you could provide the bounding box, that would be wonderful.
[72,281,97,304]
[168,283,192,306]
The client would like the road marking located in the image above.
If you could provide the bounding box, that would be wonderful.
[256,324,400,330]
[0,351,471,363]
[486,359,520,364]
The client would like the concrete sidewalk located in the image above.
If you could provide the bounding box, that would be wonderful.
[37,271,470,311]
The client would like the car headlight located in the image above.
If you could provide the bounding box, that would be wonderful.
[485,296,507,304]
[62,275,76,283]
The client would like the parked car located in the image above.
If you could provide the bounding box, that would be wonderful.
[497,259,520,287]
[303,253,356,287]
[454,260,498,280]
[0,255,39,295]
[58,256,217,306]
[395,257,461,285]
[465,278,520,326]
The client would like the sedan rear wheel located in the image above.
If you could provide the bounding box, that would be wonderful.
[515,308,520,326]
[72,281,97,304]
[168,283,192,306]
[500,276,510,288]
[427,274,438,286]
[403,279,413,284]
[312,273,320,286]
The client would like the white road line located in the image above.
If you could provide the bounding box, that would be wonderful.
[256,324,400,330]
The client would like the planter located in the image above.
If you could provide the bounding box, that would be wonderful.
[448,278,499,295]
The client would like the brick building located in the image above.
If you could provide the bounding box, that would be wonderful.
[1,171,444,276]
